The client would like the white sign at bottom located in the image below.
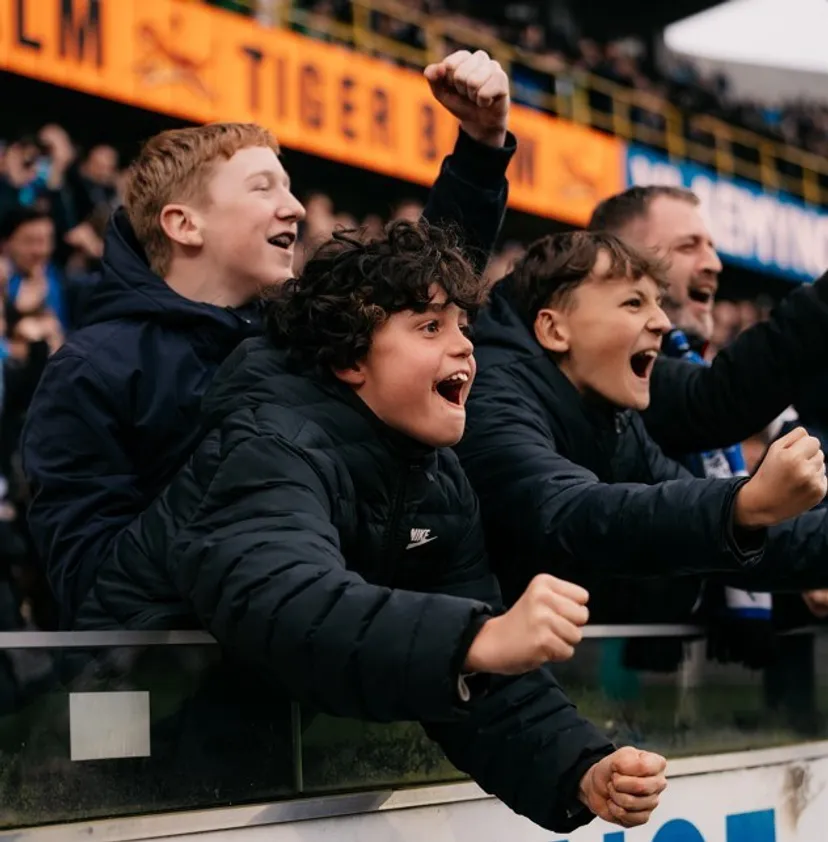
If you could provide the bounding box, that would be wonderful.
[128,750,828,842]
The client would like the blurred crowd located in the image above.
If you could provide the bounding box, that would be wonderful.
[0,125,123,631]
[207,0,828,160]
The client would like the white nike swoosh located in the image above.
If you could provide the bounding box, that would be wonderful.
[406,536,438,550]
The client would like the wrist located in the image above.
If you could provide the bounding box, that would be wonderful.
[577,764,595,809]
[463,615,499,672]
[734,481,769,529]
[459,121,507,148]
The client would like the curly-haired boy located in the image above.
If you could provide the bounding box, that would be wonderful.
[77,220,667,835]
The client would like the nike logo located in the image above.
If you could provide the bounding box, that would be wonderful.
[406,527,437,550]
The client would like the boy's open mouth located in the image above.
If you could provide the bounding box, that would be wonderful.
[630,350,658,379]
[435,372,469,406]
[268,232,296,250]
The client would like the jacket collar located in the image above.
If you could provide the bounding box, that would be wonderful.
[315,372,436,465]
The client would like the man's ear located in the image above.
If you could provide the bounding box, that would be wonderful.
[159,204,204,248]
[333,363,366,388]
[534,308,571,354]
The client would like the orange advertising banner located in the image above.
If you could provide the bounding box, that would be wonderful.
[0,0,624,224]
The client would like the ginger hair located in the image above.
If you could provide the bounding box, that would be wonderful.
[123,123,279,277]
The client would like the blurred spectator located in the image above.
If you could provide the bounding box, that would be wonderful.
[65,144,120,223]
[0,129,72,223]
[483,240,524,286]
[710,300,741,353]
[302,191,336,240]
[0,135,42,221]
[392,198,424,223]
[510,24,566,111]
[0,209,67,342]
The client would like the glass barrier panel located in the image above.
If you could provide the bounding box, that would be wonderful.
[300,715,464,794]
[1,629,827,829]
[0,644,295,830]
[300,630,828,794]
[551,632,828,757]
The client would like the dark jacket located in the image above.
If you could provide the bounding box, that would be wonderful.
[643,269,828,456]
[21,209,260,626]
[76,337,614,834]
[22,129,515,626]
[457,276,766,611]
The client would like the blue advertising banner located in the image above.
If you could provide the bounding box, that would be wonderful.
[625,144,828,283]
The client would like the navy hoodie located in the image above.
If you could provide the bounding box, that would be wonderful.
[21,210,260,624]
[22,129,516,626]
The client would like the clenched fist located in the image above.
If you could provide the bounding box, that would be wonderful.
[424,50,510,148]
[463,574,589,674]
[802,589,828,619]
[735,426,827,528]
[579,747,668,829]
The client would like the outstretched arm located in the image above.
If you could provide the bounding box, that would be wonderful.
[458,370,763,588]
[644,272,828,454]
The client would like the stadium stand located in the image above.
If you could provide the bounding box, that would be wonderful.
[2,3,828,837]
[202,0,828,205]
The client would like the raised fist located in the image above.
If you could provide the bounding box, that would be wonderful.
[463,574,589,674]
[424,50,510,148]
[735,426,826,528]
[802,589,828,619]
[39,123,75,170]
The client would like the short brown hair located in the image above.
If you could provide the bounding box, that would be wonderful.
[510,230,667,324]
[266,220,485,371]
[123,123,279,277]
[588,185,699,234]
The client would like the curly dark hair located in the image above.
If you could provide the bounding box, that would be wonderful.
[265,220,486,370]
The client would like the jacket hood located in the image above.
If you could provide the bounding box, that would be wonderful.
[79,208,259,332]
[473,273,546,369]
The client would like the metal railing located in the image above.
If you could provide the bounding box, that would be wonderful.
[201,0,828,207]
[0,624,820,648]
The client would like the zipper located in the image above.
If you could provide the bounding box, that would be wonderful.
[598,413,623,481]
[380,460,414,586]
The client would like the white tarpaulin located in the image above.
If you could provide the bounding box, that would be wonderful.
[664,0,828,74]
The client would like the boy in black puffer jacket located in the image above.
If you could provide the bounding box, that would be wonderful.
[76,221,668,835]
[458,231,828,616]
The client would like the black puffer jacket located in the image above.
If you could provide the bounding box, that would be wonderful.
[457,276,767,612]
[76,336,613,834]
